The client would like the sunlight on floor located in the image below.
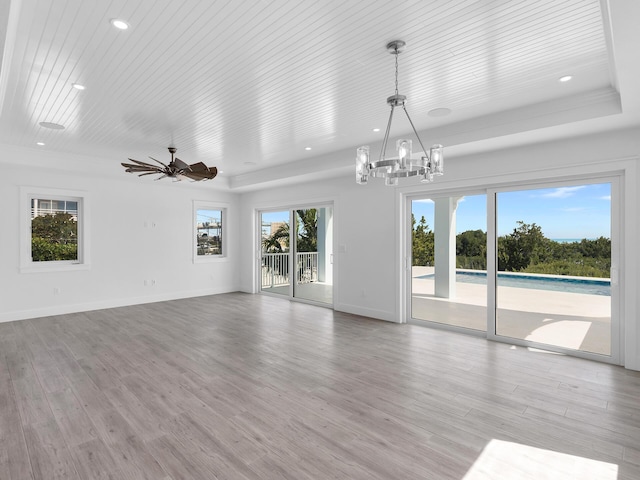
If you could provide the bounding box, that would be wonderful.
[463,439,618,480]
[525,319,591,350]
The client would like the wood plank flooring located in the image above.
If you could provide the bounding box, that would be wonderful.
[1,292,639,479]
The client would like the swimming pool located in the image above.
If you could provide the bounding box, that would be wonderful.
[417,270,611,296]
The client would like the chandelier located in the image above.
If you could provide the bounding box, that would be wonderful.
[356,40,443,186]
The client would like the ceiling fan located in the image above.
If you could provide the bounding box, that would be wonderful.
[121,146,218,181]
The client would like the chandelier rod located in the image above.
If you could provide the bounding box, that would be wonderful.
[379,106,395,162]
[402,105,430,160]
[379,42,430,163]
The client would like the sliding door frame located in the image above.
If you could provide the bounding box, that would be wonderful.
[486,175,622,364]
[405,188,488,337]
[257,201,334,307]
[401,171,625,366]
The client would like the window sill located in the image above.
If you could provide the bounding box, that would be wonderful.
[193,255,228,264]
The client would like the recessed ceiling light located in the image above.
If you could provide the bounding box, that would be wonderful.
[428,107,452,117]
[36,142,45,146]
[110,18,129,30]
[372,128,381,132]
[559,75,573,82]
[72,83,85,90]
[39,121,65,130]
[305,147,312,151]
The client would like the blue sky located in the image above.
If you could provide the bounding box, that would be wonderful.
[196,209,221,224]
[412,183,611,239]
[261,211,289,224]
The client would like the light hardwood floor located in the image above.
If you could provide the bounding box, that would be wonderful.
[1,292,639,479]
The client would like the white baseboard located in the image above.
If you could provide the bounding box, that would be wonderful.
[0,286,240,323]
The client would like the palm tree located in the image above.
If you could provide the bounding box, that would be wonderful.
[295,209,317,252]
[262,222,290,253]
[261,209,318,253]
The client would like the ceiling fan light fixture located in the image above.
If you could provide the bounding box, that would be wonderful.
[121,146,218,182]
[356,40,444,186]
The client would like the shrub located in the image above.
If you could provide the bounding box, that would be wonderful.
[32,237,77,261]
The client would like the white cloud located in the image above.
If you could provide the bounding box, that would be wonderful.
[600,195,611,201]
[541,186,586,198]
[413,198,434,203]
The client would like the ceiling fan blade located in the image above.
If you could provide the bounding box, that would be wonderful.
[173,157,190,171]
[138,171,161,177]
[122,162,155,168]
[188,162,208,172]
[183,166,217,181]
[127,158,158,168]
[148,156,168,168]
[122,164,160,173]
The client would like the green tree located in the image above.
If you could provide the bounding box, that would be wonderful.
[32,212,77,244]
[31,213,78,261]
[456,229,487,270]
[295,209,317,252]
[32,237,77,261]
[412,214,434,266]
[262,222,289,253]
[498,221,549,272]
[261,208,318,253]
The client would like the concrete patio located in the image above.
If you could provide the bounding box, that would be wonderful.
[412,267,611,356]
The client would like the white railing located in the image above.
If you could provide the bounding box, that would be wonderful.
[261,252,318,288]
[296,252,318,284]
[262,253,289,288]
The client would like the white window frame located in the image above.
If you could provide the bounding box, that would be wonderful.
[193,201,227,263]
[20,186,90,273]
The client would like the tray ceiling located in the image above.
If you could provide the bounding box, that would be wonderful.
[0,0,637,188]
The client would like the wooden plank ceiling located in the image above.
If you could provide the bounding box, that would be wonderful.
[0,0,613,179]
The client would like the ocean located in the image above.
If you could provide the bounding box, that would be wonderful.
[550,238,591,243]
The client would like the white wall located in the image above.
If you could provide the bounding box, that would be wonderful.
[239,128,640,370]
[238,175,399,321]
[1,145,240,322]
[2,128,639,370]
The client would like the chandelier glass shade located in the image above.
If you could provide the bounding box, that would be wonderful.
[356,40,444,186]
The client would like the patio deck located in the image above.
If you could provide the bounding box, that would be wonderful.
[412,267,611,356]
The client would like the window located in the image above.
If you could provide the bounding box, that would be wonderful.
[193,201,226,261]
[20,187,89,272]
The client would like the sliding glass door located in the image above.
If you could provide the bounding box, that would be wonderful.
[260,206,333,305]
[260,210,290,297]
[411,194,487,331]
[494,182,613,356]
[409,179,618,362]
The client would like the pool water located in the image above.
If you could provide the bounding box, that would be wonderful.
[418,271,611,296]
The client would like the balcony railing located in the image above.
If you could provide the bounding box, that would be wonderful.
[261,252,318,288]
